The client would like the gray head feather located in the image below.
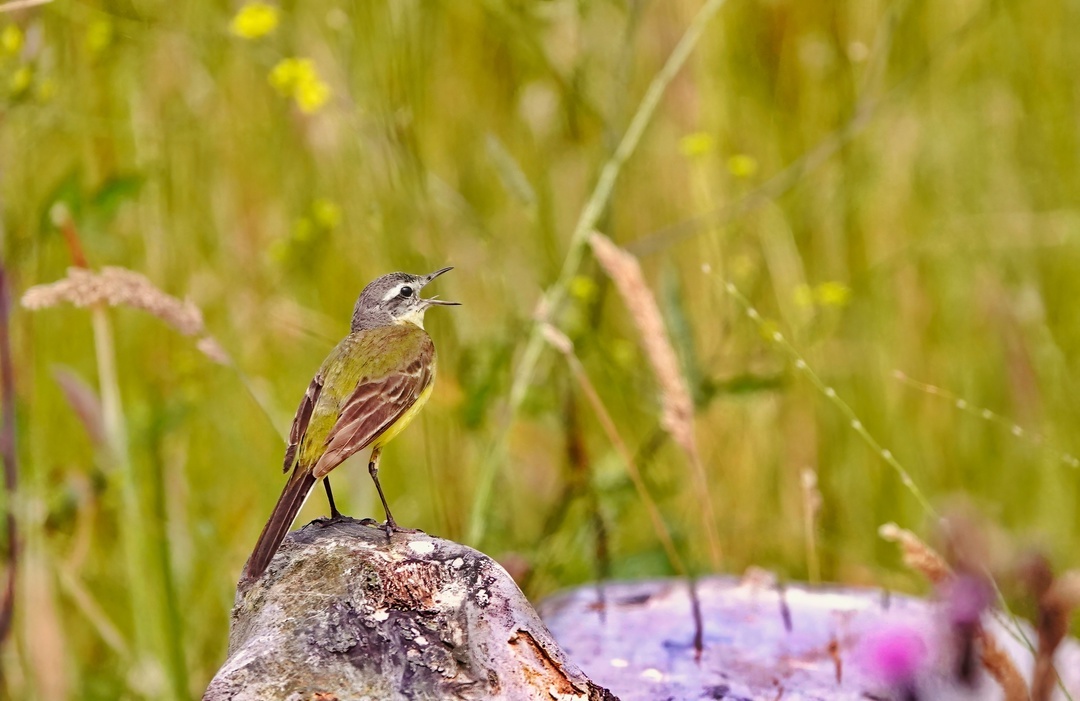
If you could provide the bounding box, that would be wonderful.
[350,268,458,331]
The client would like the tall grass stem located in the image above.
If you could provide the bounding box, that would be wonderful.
[469,0,731,545]
[542,324,687,575]
[91,307,186,700]
[0,265,16,645]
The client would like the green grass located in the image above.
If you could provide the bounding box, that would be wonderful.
[6,0,1080,697]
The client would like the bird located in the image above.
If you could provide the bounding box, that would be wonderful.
[243,267,458,582]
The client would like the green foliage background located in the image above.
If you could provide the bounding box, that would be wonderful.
[5,0,1080,697]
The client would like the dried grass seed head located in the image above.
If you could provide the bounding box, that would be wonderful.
[588,232,696,457]
[22,266,230,364]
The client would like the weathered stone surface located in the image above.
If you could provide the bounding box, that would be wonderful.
[204,517,616,701]
[539,575,1080,701]
[206,519,1080,700]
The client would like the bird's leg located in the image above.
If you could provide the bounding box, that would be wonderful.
[368,447,396,538]
[322,476,342,519]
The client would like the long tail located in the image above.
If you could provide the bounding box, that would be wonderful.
[243,468,317,582]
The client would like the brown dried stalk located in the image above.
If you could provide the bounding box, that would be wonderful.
[52,368,106,447]
[588,232,721,569]
[879,522,951,585]
[589,234,694,458]
[800,468,822,584]
[982,633,1033,701]
[1021,555,1080,701]
[0,264,17,647]
[541,324,685,575]
[879,523,1028,701]
[21,266,228,364]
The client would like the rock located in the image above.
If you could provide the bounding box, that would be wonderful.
[206,518,1080,700]
[203,517,616,701]
[539,574,1080,701]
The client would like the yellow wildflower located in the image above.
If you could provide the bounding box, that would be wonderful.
[230,2,279,39]
[1,25,22,55]
[268,58,302,95]
[569,275,598,303]
[679,132,715,158]
[795,281,852,309]
[294,76,330,113]
[86,18,113,54]
[269,57,332,113]
[815,281,851,307]
[727,154,758,178]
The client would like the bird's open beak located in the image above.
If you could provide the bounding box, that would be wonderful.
[422,267,460,306]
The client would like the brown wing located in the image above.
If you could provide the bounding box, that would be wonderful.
[282,372,324,473]
[311,346,433,478]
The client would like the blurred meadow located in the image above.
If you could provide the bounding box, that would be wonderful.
[4,0,1080,697]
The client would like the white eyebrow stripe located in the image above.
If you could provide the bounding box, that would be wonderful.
[382,285,405,301]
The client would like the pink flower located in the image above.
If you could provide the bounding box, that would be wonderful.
[858,622,929,687]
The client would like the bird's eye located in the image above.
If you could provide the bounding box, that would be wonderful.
[400,286,414,298]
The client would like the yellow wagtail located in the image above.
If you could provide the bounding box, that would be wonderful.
[244,267,458,581]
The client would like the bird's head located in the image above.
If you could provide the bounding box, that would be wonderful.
[351,267,459,331]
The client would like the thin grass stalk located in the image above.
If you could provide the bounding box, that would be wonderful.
[91,306,185,700]
[0,265,15,661]
[542,324,686,575]
[43,219,169,693]
[22,260,244,697]
[563,390,612,590]
[893,370,1080,471]
[146,447,189,701]
[54,567,130,658]
[800,468,821,585]
[468,0,731,544]
[90,308,155,666]
[0,264,17,646]
[587,232,722,569]
[720,277,938,517]
[506,0,730,412]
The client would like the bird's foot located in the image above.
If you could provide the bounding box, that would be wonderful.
[357,518,423,538]
[378,520,424,539]
[313,511,348,526]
